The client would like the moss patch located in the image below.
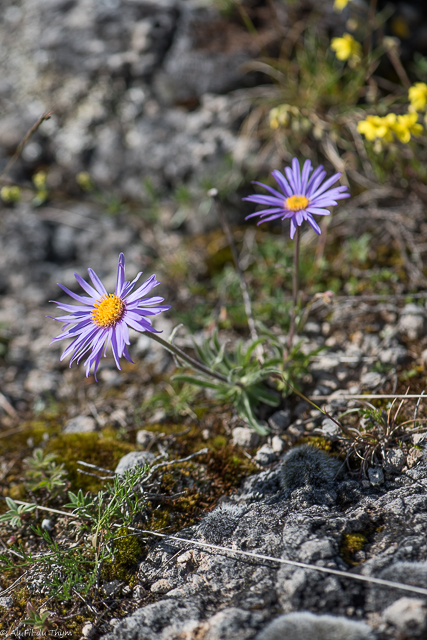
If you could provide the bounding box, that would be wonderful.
[340,532,367,566]
[45,432,135,493]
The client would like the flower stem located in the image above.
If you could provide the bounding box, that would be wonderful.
[209,189,263,363]
[146,331,229,385]
[286,226,300,355]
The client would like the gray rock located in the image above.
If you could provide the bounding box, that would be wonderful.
[158,7,258,103]
[198,504,247,545]
[407,447,424,468]
[136,429,156,448]
[81,621,95,638]
[41,519,53,531]
[0,597,14,609]
[232,427,260,449]
[320,418,341,437]
[367,562,427,612]
[101,598,201,640]
[202,608,265,640]
[310,355,340,374]
[114,451,155,474]
[360,372,383,388]
[150,579,171,594]
[304,322,321,335]
[378,345,407,366]
[103,580,122,597]
[280,445,341,490]
[255,444,276,466]
[383,448,406,473]
[399,305,426,340]
[256,612,375,640]
[25,369,60,395]
[271,436,284,454]
[268,409,291,434]
[368,467,384,486]
[63,415,97,434]
[383,597,427,636]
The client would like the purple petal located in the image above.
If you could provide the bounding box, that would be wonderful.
[272,170,293,197]
[50,301,94,314]
[74,273,100,300]
[51,312,91,323]
[243,194,285,206]
[124,274,159,304]
[116,254,125,296]
[284,167,298,194]
[301,159,312,192]
[310,172,342,200]
[246,207,285,220]
[310,196,338,207]
[292,158,302,192]
[87,268,108,296]
[122,345,134,363]
[121,272,143,297]
[290,218,297,239]
[137,296,166,307]
[306,215,322,235]
[306,207,332,216]
[306,167,327,197]
[57,283,96,305]
[252,181,286,199]
[295,210,304,226]
[111,330,122,369]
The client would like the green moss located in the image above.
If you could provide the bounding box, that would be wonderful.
[45,432,135,493]
[340,532,367,565]
[103,527,144,583]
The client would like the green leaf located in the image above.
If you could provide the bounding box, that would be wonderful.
[172,374,221,390]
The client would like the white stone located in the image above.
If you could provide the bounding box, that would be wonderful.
[136,429,156,448]
[150,578,172,594]
[271,436,284,454]
[255,444,276,466]
[81,622,94,638]
[115,451,155,474]
[368,467,384,486]
[63,415,97,434]
[231,427,259,448]
[383,597,427,633]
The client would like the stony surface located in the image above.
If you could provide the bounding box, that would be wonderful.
[0,0,274,198]
[101,452,427,640]
[1,1,427,637]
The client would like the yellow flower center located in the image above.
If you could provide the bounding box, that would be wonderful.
[92,294,125,328]
[286,195,309,211]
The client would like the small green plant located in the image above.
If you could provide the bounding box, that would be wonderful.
[0,466,148,601]
[24,448,68,494]
[23,601,52,631]
[173,331,280,434]
[0,497,36,528]
[140,381,201,420]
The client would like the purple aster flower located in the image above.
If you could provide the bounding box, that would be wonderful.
[50,253,170,380]
[243,158,350,238]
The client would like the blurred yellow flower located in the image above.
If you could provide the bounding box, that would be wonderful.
[331,33,362,64]
[392,113,423,143]
[357,115,394,142]
[0,185,21,203]
[32,171,47,190]
[269,105,290,130]
[358,112,423,143]
[76,171,95,191]
[334,0,352,12]
[408,83,427,112]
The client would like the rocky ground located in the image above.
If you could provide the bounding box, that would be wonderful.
[1,0,427,639]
